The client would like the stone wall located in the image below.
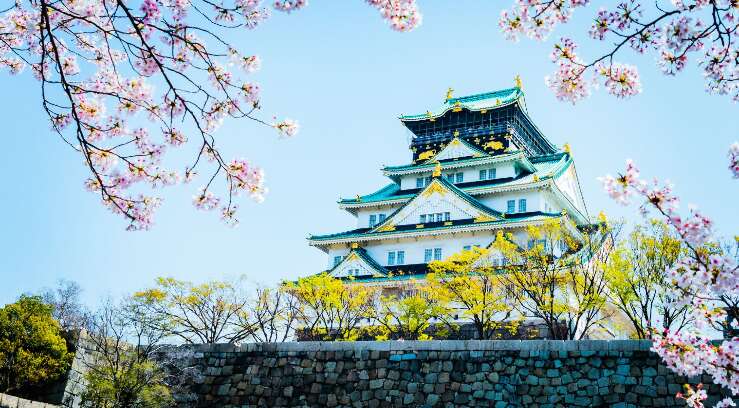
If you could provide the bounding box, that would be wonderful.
[177,340,732,408]
[0,393,60,408]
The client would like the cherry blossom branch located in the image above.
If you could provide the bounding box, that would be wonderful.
[599,145,739,407]
[0,0,421,229]
[500,0,739,103]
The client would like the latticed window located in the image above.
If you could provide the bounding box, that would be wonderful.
[434,248,443,261]
[507,200,516,213]
[518,199,527,213]
[424,249,433,263]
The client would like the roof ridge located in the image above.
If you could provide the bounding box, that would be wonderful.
[446,87,520,105]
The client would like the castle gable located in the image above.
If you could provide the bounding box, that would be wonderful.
[371,178,499,232]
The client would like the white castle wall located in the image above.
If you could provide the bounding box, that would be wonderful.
[397,162,517,190]
[324,229,533,269]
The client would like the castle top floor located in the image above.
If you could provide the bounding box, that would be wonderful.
[399,81,558,161]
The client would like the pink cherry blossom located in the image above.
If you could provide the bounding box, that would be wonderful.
[501,0,739,102]
[0,0,418,229]
[603,152,739,406]
[729,143,739,178]
[274,118,299,137]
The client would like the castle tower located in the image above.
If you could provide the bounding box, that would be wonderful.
[307,83,590,287]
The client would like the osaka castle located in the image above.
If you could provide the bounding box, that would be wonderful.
[307,80,590,286]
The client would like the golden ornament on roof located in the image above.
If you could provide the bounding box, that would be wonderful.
[514,74,523,89]
[453,130,460,137]
[418,149,436,162]
[452,101,462,112]
[426,111,435,122]
[446,87,454,101]
[563,143,571,154]
[351,242,359,249]
[432,161,442,178]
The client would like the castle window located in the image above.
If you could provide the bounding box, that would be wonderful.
[446,174,455,182]
[420,214,426,223]
[444,212,451,221]
[481,168,496,181]
[455,172,464,183]
[436,213,444,222]
[518,199,527,213]
[333,256,342,267]
[416,178,423,188]
[463,245,471,251]
[507,200,516,213]
[434,248,443,261]
[387,251,396,266]
[379,214,386,223]
[425,176,432,186]
[369,214,377,227]
[559,240,568,252]
[424,249,433,263]
[397,251,405,265]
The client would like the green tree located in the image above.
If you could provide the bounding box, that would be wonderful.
[494,218,617,340]
[604,220,692,339]
[286,273,376,341]
[427,247,519,340]
[0,295,71,395]
[133,276,252,344]
[80,299,174,408]
[373,281,453,341]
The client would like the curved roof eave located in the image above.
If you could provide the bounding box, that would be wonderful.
[399,88,523,122]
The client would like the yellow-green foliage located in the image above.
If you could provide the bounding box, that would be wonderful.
[0,296,71,394]
[603,220,687,339]
[133,277,251,343]
[286,273,376,341]
[493,218,612,340]
[81,349,172,408]
[375,282,451,341]
[427,247,519,339]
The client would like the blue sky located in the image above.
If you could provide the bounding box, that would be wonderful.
[1,2,737,306]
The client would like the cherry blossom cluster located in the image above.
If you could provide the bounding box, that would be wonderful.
[499,0,590,41]
[501,0,739,102]
[365,0,422,32]
[600,145,739,407]
[0,0,418,229]
[729,143,739,179]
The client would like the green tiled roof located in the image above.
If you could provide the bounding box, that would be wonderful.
[340,153,571,206]
[400,88,523,121]
[309,213,562,243]
[326,247,387,277]
[383,151,524,174]
[367,175,503,234]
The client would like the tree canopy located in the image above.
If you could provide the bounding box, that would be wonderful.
[0,295,71,395]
